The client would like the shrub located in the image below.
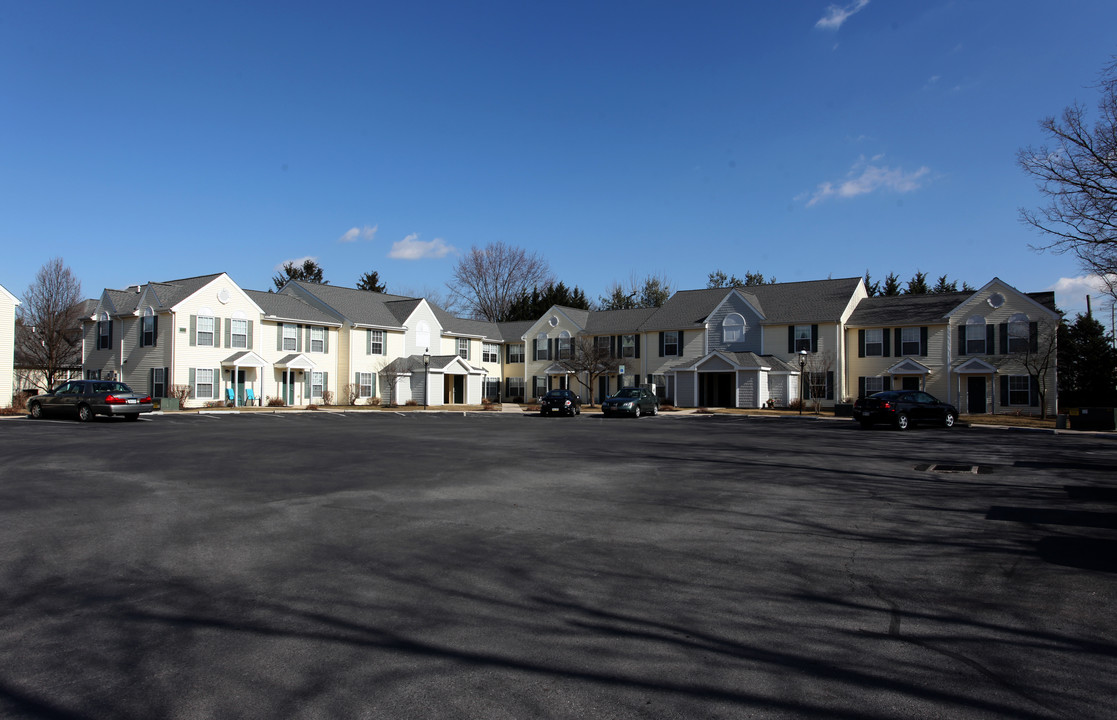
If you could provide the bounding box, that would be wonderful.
[695,406,714,414]
[306,404,319,411]
[321,390,334,406]
[659,404,676,412]
[364,397,381,407]
[204,400,224,408]
[512,396,524,404]
[0,405,23,416]
[404,399,418,407]
[266,396,286,407]
[170,385,191,408]
[788,398,805,411]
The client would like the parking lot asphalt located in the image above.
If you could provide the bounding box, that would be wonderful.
[1,412,1115,719]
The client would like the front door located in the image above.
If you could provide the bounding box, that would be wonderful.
[454,375,464,404]
[234,370,246,406]
[280,371,296,405]
[967,377,986,414]
[902,376,920,391]
[599,375,609,403]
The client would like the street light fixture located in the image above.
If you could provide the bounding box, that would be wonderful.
[423,348,431,410]
[798,349,808,416]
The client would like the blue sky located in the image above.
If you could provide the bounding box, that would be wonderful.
[3,1,1116,317]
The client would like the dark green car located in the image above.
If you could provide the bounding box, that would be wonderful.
[601,387,659,418]
[27,380,153,422]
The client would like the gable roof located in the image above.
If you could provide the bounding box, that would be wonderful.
[640,277,863,331]
[583,307,658,334]
[846,292,971,326]
[281,281,412,328]
[245,290,340,325]
[496,321,534,342]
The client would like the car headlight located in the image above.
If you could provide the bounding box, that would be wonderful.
[622,402,634,408]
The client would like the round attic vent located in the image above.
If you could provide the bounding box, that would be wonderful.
[987,292,1005,309]
[217,288,231,304]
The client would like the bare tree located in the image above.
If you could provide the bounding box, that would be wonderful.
[447,242,553,321]
[1019,58,1117,302]
[17,258,84,391]
[804,350,835,414]
[557,336,620,407]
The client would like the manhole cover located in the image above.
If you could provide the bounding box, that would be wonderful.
[916,464,993,474]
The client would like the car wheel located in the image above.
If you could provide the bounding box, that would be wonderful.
[893,413,909,431]
[943,412,955,428]
[28,402,42,419]
[77,404,93,423]
[859,420,874,430]
[651,404,658,416]
[125,413,140,421]
[634,406,641,418]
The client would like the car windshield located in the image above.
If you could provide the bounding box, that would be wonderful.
[614,389,640,398]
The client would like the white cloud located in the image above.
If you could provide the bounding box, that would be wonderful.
[339,224,378,243]
[274,256,316,271]
[1048,274,1117,315]
[815,0,870,30]
[806,155,930,206]
[388,233,455,260]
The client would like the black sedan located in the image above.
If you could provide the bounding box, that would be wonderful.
[601,387,659,418]
[853,390,957,430]
[27,380,153,422]
[539,389,581,416]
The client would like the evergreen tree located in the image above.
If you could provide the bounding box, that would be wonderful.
[905,271,930,295]
[881,273,902,296]
[931,275,958,294]
[356,270,386,293]
[863,270,880,297]
[503,282,590,321]
[707,269,776,288]
[1058,313,1117,405]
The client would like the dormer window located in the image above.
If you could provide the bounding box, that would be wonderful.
[97,312,111,350]
[142,307,156,347]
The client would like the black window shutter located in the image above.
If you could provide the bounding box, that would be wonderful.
[787,326,795,353]
[826,371,834,400]
[1029,322,1039,352]
[1030,375,1040,406]
[658,332,665,357]
[109,319,114,347]
[634,336,640,358]
[610,336,617,357]
[811,325,819,353]
[1000,375,1009,406]
[986,325,995,354]
[149,368,154,394]
[883,376,892,391]
[858,377,865,397]
[894,328,902,356]
[153,315,159,347]
[505,345,510,363]
[677,330,683,355]
[999,323,1008,354]
[920,327,928,357]
[882,329,891,357]
[547,338,553,360]
[858,329,865,357]
[532,339,537,359]
[958,325,966,355]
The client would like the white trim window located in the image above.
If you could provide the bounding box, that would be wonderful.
[621,334,636,358]
[197,315,215,347]
[1008,375,1031,405]
[533,376,547,398]
[358,372,374,398]
[508,344,525,363]
[1008,313,1030,353]
[723,313,745,343]
[966,315,987,354]
[152,367,165,397]
[196,368,214,399]
[557,331,571,360]
[416,321,430,349]
[311,371,325,398]
[663,331,679,356]
[536,333,549,360]
[864,328,884,357]
[458,337,470,360]
[865,376,884,394]
[98,312,111,349]
[793,325,812,352]
[369,330,384,355]
[230,319,248,349]
[596,336,611,356]
[507,377,525,399]
[310,326,325,353]
[282,323,297,351]
[901,327,921,356]
[142,308,156,347]
[483,342,499,363]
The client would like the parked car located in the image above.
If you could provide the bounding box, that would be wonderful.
[27,380,153,422]
[601,387,659,417]
[853,390,957,430]
[540,389,581,416]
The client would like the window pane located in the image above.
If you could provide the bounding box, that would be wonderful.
[902,327,920,355]
[865,329,883,356]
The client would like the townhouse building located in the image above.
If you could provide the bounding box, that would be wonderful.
[79,272,1059,416]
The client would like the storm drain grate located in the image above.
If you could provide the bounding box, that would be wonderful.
[916,464,993,474]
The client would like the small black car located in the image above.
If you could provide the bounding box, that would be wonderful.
[27,380,153,422]
[540,389,581,416]
[601,387,659,418]
[853,390,958,430]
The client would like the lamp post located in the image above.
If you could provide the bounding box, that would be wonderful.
[798,349,808,416]
[423,348,431,410]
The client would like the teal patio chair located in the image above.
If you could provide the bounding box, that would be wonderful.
[245,388,257,406]
[226,387,235,406]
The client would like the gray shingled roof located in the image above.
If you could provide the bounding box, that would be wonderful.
[583,307,658,333]
[245,289,339,325]
[427,304,502,339]
[282,281,411,328]
[638,278,862,331]
[495,321,534,343]
[104,288,140,315]
[846,292,969,326]
[147,273,224,309]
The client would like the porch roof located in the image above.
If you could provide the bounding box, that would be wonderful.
[221,351,267,367]
[275,353,317,370]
